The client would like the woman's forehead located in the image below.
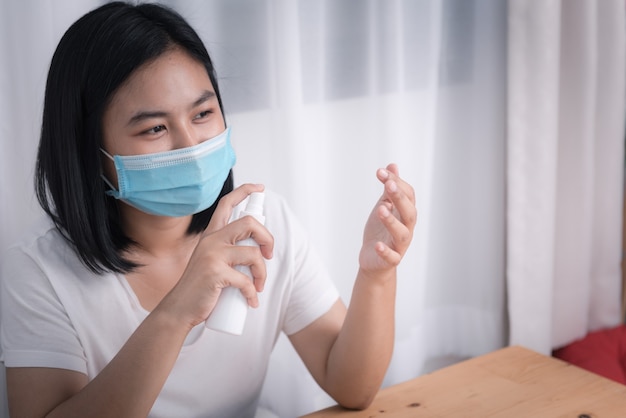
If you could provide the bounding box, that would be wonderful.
[106,48,215,118]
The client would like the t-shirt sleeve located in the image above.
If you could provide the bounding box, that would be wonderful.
[275,196,340,336]
[0,245,87,374]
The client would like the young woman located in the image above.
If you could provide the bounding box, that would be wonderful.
[0,2,416,417]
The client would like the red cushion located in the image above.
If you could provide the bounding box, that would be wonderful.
[553,325,626,385]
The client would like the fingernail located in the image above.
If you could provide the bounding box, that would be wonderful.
[388,180,398,193]
[379,169,389,179]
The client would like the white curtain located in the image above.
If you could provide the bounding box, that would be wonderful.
[507,0,626,355]
[8,0,623,417]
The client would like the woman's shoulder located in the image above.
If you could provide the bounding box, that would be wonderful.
[1,215,76,276]
[5,215,65,255]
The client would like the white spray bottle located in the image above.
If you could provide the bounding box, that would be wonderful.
[205,192,265,335]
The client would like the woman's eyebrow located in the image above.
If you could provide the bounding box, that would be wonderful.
[127,110,168,126]
[192,90,216,108]
[126,90,217,126]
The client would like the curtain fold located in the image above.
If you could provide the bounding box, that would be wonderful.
[507,0,625,354]
[588,0,626,332]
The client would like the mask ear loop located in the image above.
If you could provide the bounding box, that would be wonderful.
[100,148,119,192]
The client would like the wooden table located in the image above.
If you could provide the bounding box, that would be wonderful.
[301,345,626,417]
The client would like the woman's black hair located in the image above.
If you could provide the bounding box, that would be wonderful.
[35,1,234,274]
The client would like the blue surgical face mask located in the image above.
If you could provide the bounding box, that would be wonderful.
[101,127,236,217]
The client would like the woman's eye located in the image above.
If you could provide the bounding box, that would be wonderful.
[194,110,212,120]
[145,125,166,134]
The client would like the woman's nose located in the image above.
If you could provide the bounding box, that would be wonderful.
[173,124,199,149]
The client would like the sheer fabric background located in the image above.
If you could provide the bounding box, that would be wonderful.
[507,0,625,354]
[0,1,623,417]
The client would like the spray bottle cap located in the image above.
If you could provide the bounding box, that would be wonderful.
[246,192,265,215]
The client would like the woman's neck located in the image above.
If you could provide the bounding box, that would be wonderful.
[119,203,198,259]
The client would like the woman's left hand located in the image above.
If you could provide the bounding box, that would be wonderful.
[359,163,416,278]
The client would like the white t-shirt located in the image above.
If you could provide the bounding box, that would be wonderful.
[0,190,339,417]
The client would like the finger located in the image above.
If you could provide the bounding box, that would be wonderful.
[378,165,415,204]
[387,181,417,231]
[206,183,265,232]
[377,169,417,229]
[226,267,262,308]
[376,163,400,182]
[229,215,274,260]
[386,162,400,177]
[378,203,412,252]
[375,241,402,267]
[229,244,268,293]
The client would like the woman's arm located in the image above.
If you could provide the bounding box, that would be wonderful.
[7,308,187,418]
[290,164,416,409]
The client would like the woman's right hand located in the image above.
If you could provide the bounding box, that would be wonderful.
[156,183,274,331]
